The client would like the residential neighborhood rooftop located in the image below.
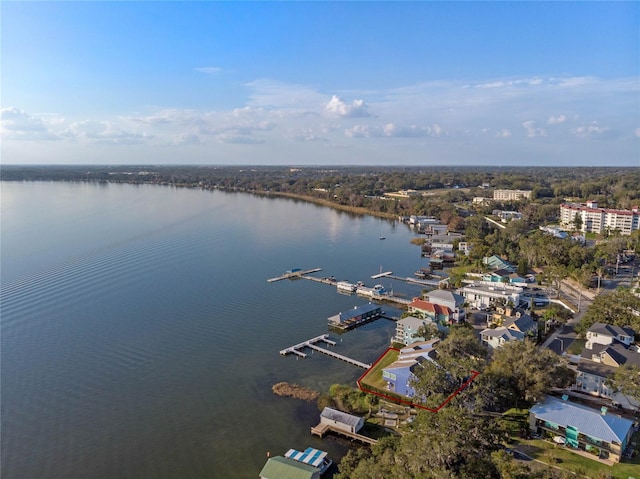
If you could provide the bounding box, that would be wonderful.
[530,396,634,445]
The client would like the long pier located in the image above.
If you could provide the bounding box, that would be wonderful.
[280,335,371,369]
[385,274,446,287]
[267,268,322,283]
[267,267,413,306]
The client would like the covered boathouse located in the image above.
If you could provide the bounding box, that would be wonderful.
[259,456,320,479]
[327,303,382,330]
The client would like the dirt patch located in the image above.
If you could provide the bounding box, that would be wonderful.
[272,382,320,402]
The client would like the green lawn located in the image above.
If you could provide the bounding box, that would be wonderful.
[514,438,640,479]
[359,349,399,391]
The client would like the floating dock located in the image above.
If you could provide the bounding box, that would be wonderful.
[280,334,371,369]
[370,271,393,279]
[267,268,322,283]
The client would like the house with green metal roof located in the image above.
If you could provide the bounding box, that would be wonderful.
[529,396,635,463]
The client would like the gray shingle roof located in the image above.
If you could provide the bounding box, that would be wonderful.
[588,322,633,338]
[530,396,633,445]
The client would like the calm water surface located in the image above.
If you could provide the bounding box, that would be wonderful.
[1,181,427,478]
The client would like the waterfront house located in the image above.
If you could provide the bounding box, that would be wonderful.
[392,316,446,345]
[382,340,439,398]
[319,407,364,435]
[529,396,634,463]
[407,299,452,325]
[259,456,320,479]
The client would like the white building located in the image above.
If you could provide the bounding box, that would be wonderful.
[493,189,532,201]
[560,201,640,235]
[457,282,523,309]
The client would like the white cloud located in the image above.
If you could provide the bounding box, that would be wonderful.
[345,122,443,138]
[0,107,61,140]
[548,115,566,125]
[325,95,371,118]
[572,121,608,138]
[292,129,328,142]
[522,120,546,138]
[4,74,638,165]
[63,120,152,145]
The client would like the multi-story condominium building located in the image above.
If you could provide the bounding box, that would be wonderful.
[493,189,532,201]
[560,201,640,235]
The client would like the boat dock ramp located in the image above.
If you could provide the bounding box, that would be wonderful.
[280,334,371,369]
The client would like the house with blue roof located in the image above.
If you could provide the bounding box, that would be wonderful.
[529,396,635,463]
[483,255,515,272]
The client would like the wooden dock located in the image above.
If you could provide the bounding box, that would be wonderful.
[267,268,322,283]
[306,343,371,369]
[280,334,336,358]
[280,335,371,369]
[310,423,378,445]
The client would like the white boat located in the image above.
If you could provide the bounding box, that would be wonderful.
[336,281,357,293]
[285,447,332,475]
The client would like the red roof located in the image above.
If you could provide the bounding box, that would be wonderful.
[409,299,451,316]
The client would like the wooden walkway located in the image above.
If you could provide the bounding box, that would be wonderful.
[306,344,371,369]
[310,423,378,445]
[280,335,371,369]
[267,268,322,283]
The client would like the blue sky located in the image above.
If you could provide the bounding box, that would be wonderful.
[2,1,639,166]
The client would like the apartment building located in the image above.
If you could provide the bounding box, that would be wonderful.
[560,201,640,235]
[493,189,532,201]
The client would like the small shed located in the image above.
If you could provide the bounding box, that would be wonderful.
[319,407,364,434]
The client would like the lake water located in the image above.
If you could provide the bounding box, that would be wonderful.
[1,181,428,478]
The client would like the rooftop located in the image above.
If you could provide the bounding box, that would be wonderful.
[259,456,319,479]
[530,396,633,445]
